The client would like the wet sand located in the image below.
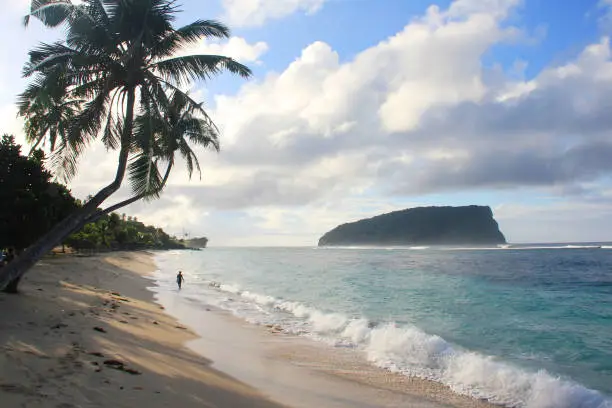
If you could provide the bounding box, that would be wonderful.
[0,251,498,408]
[0,252,285,408]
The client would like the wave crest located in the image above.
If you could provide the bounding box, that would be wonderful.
[196,279,611,408]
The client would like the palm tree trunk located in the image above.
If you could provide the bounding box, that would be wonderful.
[59,161,173,246]
[82,161,173,225]
[0,88,136,292]
[4,276,23,294]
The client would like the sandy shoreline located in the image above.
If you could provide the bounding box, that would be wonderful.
[0,251,286,408]
[0,251,498,408]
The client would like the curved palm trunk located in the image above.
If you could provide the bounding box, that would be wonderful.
[0,88,136,293]
[57,161,173,245]
[82,161,173,226]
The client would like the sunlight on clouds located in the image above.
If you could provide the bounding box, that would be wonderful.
[244,199,421,245]
[423,149,470,161]
[210,0,518,158]
[498,37,612,103]
[494,201,612,243]
[221,0,325,27]
[176,36,269,64]
[0,105,26,145]
[446,0,521,19]
[377,6,513,132]
[182,0,612,244]
[132,195,204,232]
[7,0,612,245]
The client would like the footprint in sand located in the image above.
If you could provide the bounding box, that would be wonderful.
[103,360,142,375]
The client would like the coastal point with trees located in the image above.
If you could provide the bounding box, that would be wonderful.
[0,0,241,292]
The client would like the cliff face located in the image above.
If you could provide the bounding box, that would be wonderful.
[186,237,208,248]
[318,205,506,246]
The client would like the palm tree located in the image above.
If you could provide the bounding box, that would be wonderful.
[0,0,251,291]
[18,70,83,171]
[84,89,220,224]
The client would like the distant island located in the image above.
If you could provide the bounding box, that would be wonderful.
[318,205,506,246]
[185,237,209,248]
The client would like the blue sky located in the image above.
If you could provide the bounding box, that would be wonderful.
[3,0,612,245]
[199,0,607,93]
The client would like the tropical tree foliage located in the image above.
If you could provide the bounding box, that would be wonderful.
[0,0,250,290]
[64,212,185,251]
[0,135,78,251]
[84,88,221,223]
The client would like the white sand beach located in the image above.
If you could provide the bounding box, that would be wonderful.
[0,252,498,408]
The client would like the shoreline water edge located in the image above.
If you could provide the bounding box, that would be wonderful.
[0,252,284,408]
[149,258,497,408]
[1,250,610,408]
[151,248,612,408]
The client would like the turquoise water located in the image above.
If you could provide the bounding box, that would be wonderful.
[154,245,612,408]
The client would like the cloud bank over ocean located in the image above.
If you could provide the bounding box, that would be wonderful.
[3,0,612,245]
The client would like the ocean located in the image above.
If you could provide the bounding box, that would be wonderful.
[152,245,612,408]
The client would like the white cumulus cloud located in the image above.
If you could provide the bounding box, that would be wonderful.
[221,0,326,27]
[176,36,269,63]
[6,0,612,245]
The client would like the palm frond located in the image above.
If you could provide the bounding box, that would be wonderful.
[181,117,220,151]
[25,0,79,28]
[151,55,251,86]
[49,140,80,181]
[100,89,122,150]
[127,152,164,200]
[23,42,76,77]
[149,20,231,60]
[146,73,220,133]
[177,138,201,179]
[21,0,252,202]
[66,6,115,58]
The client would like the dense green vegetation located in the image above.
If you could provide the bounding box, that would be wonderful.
[318,206,507,246]
[0,135,78,251]
[1,0,246,291]
[65,213,185,251]
[1,134,187,254]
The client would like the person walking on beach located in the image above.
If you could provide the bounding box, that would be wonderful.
[176,271,185,290]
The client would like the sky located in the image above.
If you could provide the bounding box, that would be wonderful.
[3,0,612,246]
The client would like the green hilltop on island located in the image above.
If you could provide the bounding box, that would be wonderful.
[318,205,506,247]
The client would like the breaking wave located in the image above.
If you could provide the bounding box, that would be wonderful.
[180,278,612,408]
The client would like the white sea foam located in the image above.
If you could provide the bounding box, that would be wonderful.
[219,283,241,294]
[177,278,612,408]
[444,244,606,251]
[509,245,602,250]
[317,244,606,252]
[152,249,612,408]
[563,245,602,249]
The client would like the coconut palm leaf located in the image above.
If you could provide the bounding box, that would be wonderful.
[151,54,251,85]
[149,19,230,60]
[24,0,79,28]
[128,152,165,199]
[3,0,252,290]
